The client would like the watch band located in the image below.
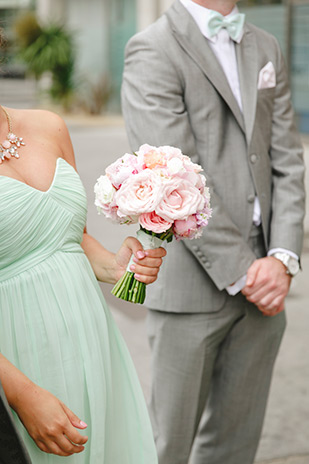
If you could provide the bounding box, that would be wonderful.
[272,252,300,277]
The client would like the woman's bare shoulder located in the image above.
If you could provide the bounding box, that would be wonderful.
[4,108,67,138]
[5,107,74,162]
[11,108,66,130]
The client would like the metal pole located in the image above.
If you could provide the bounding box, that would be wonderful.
[156,0,161,18]
[285,0,293,80]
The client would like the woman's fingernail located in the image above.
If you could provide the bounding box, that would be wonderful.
[130,264,136,271]
[80,421,88,428]
[137,251,145,259]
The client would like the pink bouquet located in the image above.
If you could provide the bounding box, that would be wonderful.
[94,144,212,304]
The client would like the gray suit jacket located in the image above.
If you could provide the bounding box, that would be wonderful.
[122,0,305,313]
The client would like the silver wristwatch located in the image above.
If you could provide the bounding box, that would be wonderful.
[272,252,300,277]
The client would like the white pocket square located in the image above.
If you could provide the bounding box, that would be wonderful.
[257,61,276,90]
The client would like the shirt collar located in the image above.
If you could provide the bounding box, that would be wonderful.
[179,0,244,43]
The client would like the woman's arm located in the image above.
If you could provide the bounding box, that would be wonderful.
[81,231,166,284]
[0,354,88,456]
[55,114,166,284]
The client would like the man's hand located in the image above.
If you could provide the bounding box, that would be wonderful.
[242,256,291,316]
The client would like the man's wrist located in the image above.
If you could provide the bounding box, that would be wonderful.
[270,252,300,277]
[226,274,247,295]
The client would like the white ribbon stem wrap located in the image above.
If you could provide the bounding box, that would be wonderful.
[126,228,164,273]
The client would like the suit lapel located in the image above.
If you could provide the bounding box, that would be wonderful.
[235,24,259,145]
[166,1,245,134]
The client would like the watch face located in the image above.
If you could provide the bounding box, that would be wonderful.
[288,258,300,276]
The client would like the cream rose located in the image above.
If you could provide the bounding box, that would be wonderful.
[94,175,116,206]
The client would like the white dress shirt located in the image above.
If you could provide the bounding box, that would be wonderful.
[180,0,298,294]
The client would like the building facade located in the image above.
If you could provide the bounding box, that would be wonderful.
[241,0,309,133]
[34,0,173,110]
[0,0,308,131]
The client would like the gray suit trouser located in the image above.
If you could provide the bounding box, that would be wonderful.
[147,226,286,464]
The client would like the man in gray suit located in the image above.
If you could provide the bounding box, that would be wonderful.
[122,1,305,463]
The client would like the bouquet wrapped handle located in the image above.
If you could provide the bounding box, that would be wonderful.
[111,228,164,304]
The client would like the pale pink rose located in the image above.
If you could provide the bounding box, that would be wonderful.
[117,213,139,225]
[160,145,183,160]
[159,146,202,172]
[106,153,142,189]
[166,157,185,176]
[155,177,206,221]
[139,211,172,233]
[98,205,138,225]
[162,146,203,175]
[173,215,200,239]
[183,156,203,173]
[95,201,119,222]
[115,169,163,216]
[94,189,137,224]
[179,171,202,188]
[135,144,155,156]
[197,175,207,192]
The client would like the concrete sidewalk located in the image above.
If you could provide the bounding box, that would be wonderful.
[258,458,309,464]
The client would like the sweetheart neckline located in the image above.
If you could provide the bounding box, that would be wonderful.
[0,158,69,194]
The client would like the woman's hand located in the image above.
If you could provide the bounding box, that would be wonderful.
[114,236,167,284]
[14,383,88,456]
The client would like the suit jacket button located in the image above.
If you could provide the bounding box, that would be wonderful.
[205,261,211,268]
[197,251,203,258]
[201,256,207,263]
[250,153,257,164]
[247,194,255,203]
[192,245,199,252]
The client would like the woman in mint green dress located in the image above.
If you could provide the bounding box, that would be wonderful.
[0,105,165,463]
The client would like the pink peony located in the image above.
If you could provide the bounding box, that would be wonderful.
[162,147,202,173]
[173,215,200,239]
[155,177,206,222]
[106,153,142,189]
[183,156,203,173]
[139,211,172,234]
[135,144,154,156]
[115,169,163,217]
[143,150,167,170]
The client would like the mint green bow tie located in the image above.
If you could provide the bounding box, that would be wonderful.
[207,11,245,41]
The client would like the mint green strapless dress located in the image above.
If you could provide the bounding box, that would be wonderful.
[0,158,157,464]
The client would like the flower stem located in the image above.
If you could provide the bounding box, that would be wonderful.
[111,271,146,304]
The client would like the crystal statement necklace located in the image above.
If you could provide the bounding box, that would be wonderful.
[0,106,25,164]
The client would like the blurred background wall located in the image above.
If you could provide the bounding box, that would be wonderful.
[0,0,308,133]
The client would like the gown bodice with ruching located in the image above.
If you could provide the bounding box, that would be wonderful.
[0,157,87,283]
[0,158,157,464]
